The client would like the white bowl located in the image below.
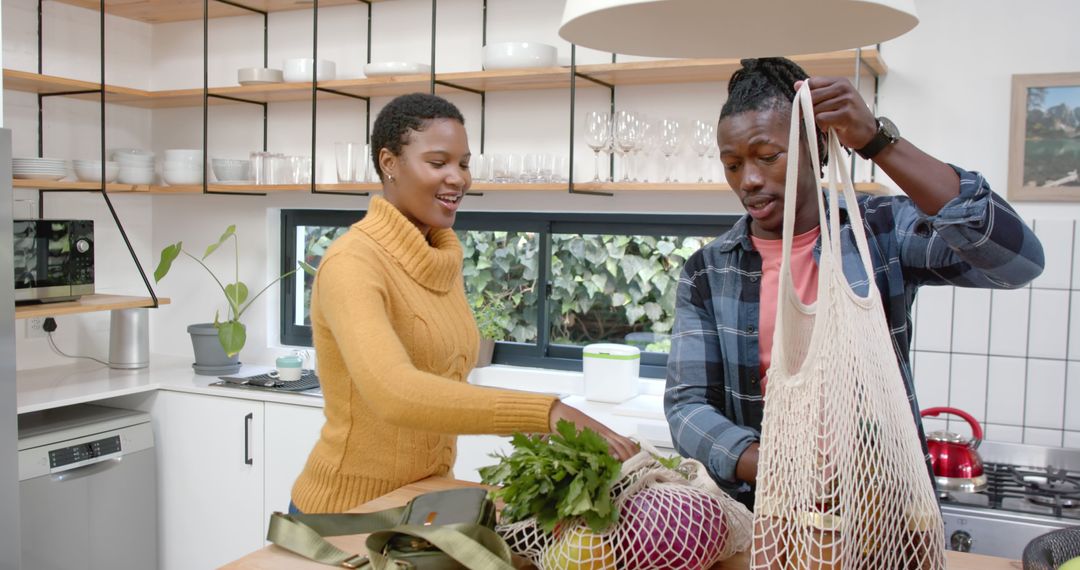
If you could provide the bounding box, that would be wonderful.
[482,42,557,70]
[283,59,336,83]
[238,67,284,86]
[211,159,251,181]
[362,62,431,77]
[74,162,120,182]
[118,168,155,185]
[164,149,203,159]
[163,170,203,185]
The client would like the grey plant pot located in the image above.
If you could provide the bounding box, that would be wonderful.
[187,323,241,375]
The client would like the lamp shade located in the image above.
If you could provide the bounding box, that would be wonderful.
[559,0,918,58]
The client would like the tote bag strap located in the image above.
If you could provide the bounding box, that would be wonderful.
[777,83,877,310]
[267,508,405,567]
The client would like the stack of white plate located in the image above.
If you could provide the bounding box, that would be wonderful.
[163,149,204,185]
[112,149,156,185]
[73,160,120,182]
[12,157,68,180]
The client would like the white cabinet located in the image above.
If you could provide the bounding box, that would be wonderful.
[150,392,325,569]
[154,391,265,570]
[454,434,512,483]
[264,402,325,516]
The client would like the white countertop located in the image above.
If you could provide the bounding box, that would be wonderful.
[15,356,671,446]
[15,355,324,414]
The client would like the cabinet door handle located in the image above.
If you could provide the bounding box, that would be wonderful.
[244,412,254,466]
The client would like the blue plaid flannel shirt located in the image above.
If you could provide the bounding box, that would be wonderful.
[664,166,1045,498]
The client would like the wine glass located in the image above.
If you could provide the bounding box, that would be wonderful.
[584,111,611,183]
[630,113,648,182]
[659,118,681,183]
[638,119,659,183]
[706,144,719,183]
[614,110,639,183]
[691,120,715,183]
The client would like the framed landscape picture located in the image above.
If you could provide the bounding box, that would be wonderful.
[1009,72,1080,201]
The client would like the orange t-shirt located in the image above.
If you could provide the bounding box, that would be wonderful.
[750,227,821,394]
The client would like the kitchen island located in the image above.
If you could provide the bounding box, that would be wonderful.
[222,477,1022,570]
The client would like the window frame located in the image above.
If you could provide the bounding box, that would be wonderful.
[281,208,740,377]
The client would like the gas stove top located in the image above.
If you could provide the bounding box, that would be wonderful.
[939,462,1080,519]
[937,440,1080,558]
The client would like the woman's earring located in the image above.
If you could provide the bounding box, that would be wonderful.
[387,174,395,183]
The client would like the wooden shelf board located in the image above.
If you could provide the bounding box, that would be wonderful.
[51,0,386,24]
[13,179,151,192]
[577,48,886,86]
[436,67,573,93]
[573,181,891,195]
[15,294,171,320]
[4,50,886,109]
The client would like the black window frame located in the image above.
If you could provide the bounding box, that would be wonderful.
[282,209,740,377]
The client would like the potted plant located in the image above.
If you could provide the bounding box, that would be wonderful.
[154,225,314,375]
[472,291,510,368]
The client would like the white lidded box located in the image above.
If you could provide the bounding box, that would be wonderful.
[582,343,641,403]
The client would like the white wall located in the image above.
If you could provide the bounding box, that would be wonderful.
[6,0,1080,448]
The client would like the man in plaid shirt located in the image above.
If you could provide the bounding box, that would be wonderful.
[665,59,1044,507]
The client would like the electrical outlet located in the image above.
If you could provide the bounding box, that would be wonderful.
[25,317,47,339]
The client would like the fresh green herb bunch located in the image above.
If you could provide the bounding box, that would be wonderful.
[479,420,623,533]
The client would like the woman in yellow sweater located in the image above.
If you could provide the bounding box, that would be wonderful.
[291,93,638,513]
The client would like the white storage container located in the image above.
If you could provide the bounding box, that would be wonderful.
[582,343,641,403]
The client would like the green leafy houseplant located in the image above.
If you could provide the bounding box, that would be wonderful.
[154,225,315,357]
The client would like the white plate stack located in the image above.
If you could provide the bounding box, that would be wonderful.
[12,157,68,180]
[113,149,156,185]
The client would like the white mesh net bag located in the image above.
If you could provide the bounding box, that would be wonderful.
[750,83,946,569]
[497,442,753,569]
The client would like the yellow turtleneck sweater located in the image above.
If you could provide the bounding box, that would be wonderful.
[291,196,556,513]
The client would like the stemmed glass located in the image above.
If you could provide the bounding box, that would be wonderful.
[630,113,648,182]
[659,118,681,183]
[639,119,659,183]
[614,110,639,183]
[584,111,611,183]
[691,120,716,183]
[706,144,719,183]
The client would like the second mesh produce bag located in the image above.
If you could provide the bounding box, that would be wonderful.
[751,83,946,569]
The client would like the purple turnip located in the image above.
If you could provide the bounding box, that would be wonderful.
[616,486,728,569]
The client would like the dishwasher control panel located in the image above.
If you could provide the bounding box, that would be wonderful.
[49,434,122,471]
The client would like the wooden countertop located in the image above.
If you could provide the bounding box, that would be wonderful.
[222,477,1022,570]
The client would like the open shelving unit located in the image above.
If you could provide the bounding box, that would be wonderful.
[14,294,171,320]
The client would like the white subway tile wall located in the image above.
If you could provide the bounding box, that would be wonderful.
[913,219,1078,449]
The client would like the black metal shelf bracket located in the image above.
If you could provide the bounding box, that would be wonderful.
[309,0,370,197]
[32,0,160,307]
[568,44,612,197]
[202,0,268,196]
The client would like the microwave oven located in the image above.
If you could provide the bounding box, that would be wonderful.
[13,219,94,304]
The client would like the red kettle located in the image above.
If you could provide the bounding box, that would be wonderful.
[920,407,988,493]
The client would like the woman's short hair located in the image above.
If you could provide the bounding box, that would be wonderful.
[720,57,827,165]
[370,93,465,181]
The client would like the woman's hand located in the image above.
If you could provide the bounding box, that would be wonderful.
[548,400,640,461]
[795,77,878,151]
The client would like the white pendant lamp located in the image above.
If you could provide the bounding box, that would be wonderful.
[559,0,918,58]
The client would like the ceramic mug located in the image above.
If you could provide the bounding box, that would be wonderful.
[268,355,303,382]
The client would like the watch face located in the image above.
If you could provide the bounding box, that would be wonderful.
[878,116,900,141]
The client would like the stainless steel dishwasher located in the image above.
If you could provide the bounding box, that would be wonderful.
[18,404,158,569]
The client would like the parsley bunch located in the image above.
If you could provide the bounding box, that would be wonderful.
[479,420,623,533]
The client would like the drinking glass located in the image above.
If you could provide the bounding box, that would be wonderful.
[614,110,639,183]
[471,153,486,183]
[659,118,681,183]
[523,153,542,183]
[584,111,611,183]
[335,142,363,183]
[691,120,715,183]
[490,154,510,183]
